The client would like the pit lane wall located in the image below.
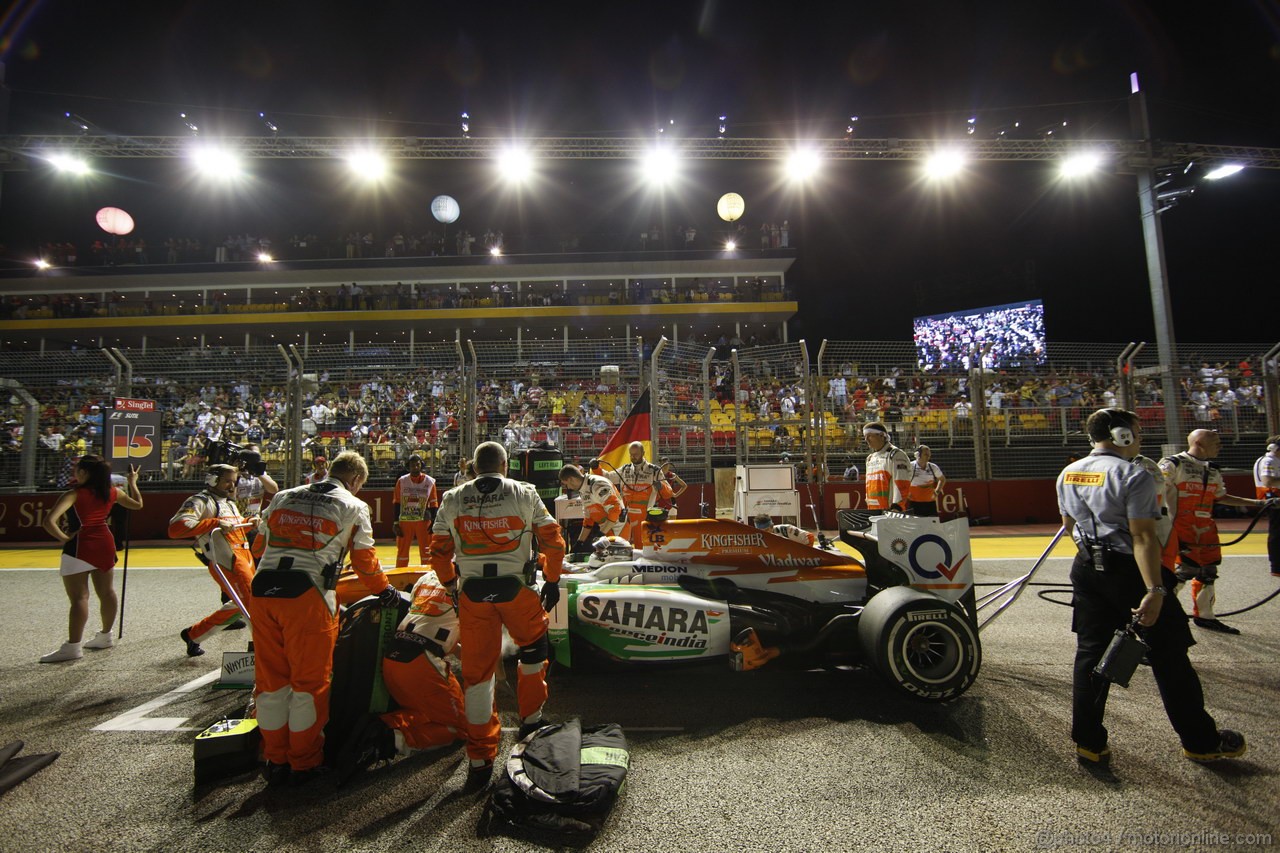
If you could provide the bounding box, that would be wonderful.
[0,474,1257,542]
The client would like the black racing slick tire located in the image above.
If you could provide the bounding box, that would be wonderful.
[856,586,981,702]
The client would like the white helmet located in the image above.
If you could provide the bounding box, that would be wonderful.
[588,535,635,569]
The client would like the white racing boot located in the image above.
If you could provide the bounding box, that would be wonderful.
[40,642,83,663]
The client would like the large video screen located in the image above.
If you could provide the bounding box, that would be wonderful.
[913,300,1046,371]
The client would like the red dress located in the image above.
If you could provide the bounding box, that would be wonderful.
[60,487,118,575]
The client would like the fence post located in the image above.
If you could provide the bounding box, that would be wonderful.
[701,346,714,483]
[1265,342,1280,437]
[968,346,990,479]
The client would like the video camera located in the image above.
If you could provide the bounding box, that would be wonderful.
[204,438,266,476]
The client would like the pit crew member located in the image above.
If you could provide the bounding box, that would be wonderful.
[337,571,467,784]
[430,441,566,792]
[862,422,911,514]
[252,450,399,786]
[1058,408,1245,767]
[1159,429,1270,634]
[392,454,439,567]
[558,463,625,552]
[1252,436,1280,576]
[906,445,946,516]
[169,464,256,657]
[593,441,671,545]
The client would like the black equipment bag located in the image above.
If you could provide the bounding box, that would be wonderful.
[324,595,406,765]
[489,719,629,839]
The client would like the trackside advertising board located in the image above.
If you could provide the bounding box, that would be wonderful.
[106,398,162,474]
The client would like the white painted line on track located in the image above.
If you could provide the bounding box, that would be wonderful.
[93,669,220,732]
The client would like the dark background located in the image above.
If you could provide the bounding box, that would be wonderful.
[0,1,1276,344]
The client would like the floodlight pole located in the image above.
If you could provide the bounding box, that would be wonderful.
[1129,73,1184,451]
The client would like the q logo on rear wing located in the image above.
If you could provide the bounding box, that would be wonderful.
[877,517,974,603]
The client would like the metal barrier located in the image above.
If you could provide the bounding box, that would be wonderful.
[2,338,1278,494]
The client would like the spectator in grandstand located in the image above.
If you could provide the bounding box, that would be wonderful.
[304,455,329,485]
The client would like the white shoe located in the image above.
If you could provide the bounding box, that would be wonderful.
[40,642,83,663]
[83,631,114,650]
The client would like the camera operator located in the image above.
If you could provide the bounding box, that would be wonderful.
[1058,408,1245,769]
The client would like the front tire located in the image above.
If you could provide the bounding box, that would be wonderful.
[856,586,980,701]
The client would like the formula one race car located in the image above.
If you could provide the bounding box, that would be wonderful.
[546,513,981,702]
[336,512,981,702]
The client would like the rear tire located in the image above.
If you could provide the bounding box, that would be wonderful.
[856,586,980,701]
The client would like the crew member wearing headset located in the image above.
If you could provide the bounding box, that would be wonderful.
[1058,408,1245,768]
[1253,436,1280,577]
[393,454,440,567]
[253,450,399,786]
[593,441,671,545]
[862,422,912,514]
[558,463,625,553]
[430,441,566,792]
[169,464,256,657]
[1159,429,1270,635]
[906,445,946,516]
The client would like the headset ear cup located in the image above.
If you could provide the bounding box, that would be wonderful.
[1110,425,1135,447]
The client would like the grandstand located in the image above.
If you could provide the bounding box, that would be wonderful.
[0,251,1277,508]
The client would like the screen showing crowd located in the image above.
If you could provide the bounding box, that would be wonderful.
[913,300,1046,371]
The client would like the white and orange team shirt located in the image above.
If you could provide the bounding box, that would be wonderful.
[256,478,389,613]
[1254,452,1280,500]
[430,474,566,584]
[1159,452,1226,520]
[394,472,439,523]
[235,474,267,517]
[606,461,673,516]
[1134,454,1175,547]
[865,445,912,510]
[580,472,625,535]
[169,489,251,553]
[906,461,944,503]
[396,572,461,676]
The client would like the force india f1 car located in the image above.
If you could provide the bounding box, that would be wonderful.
[545,513,981,702]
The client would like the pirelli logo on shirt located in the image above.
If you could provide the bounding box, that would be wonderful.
[1063,471,1106,487]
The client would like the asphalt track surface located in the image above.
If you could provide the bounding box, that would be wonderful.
[1,537,1277,852]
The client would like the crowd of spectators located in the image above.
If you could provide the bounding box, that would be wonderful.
[0,348,1271,488]
[913,302,1046,371]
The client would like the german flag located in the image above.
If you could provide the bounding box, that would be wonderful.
[596,387,653,471]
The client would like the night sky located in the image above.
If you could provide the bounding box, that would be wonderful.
[0,1,1277,345]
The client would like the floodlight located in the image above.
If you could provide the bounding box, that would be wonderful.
[191,146,243,178]
[642,148,679,185]
[257,253,273,263]
[925,149,966,179]
[48,154,90,175]
[179,112,199,136]
[34,259,50,270]
[786,149,821,181]
[347,150,388,181]
[1204,164,1244,181]
[490,247,502,256]
[725,240,737,251]
[1060,152,1103,178]
[497,147,533,182]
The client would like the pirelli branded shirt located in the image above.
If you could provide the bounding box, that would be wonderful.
[865,444,912,510]
[430,474,566,584]
[1133,454,1175,547]
[256,478,388,611]
[1056,451,1160,554]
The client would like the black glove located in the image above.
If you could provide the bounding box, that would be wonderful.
[377,585,402,609]
[444,578,460,610]
[587,458,600,469]
[539,581,560,612]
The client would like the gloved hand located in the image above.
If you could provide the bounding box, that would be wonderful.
[539,581,560,612]
[391,522,402,538]
[377,585,402,609]
[587,458,600,469]
[444,578,460,610]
